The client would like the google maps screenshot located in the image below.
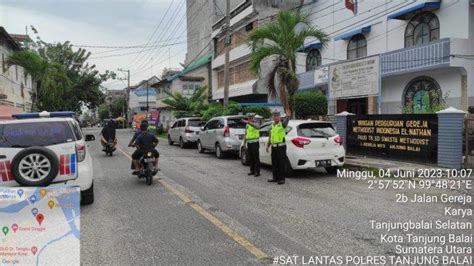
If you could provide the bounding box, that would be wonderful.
[0,0,473,265]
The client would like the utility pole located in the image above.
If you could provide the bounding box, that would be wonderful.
[146,79,149,114]
[223,0,231,107]
[117,68,130,128]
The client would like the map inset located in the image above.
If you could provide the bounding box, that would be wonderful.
[0,186,80,265]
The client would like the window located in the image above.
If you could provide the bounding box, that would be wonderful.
[297,123,336,138]
[69,121,83,140]
[0,122,75,148]
[347,34,367,60]
[227,118,246,129]
[15,65,18,81]
[1,54,4,72]
[403,76,442,113]
[405,12,439,47]
[306,49,321,71]
[217,61,253,88]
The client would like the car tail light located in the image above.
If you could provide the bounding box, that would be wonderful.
[334,135,343,145]
[291,137,311,148]
[223,126,230,137]
[77,143,86,162]
[185,127,193,133]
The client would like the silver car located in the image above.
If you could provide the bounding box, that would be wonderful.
[168,117,203,148]
[197,115,247,158]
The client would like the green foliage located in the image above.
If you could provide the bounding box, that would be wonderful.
[294,90,327,119]
[162,86,208,118]
[110,96,127,118]
[157,124,165,134]
[7,26,115,112]
[98,104,110,120]
[242,106,271,118]
[247,10,328,118]
[200,101,242,121]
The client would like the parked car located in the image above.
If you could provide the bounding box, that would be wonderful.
[197,115,248,158]
[240,120,345,174]
[0,111,96,205]
[168,117,203,148]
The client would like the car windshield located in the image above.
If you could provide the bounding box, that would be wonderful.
[227,118,246,129]
[188,119,203,127]
[297,123,337,138]
[0,122,75,148]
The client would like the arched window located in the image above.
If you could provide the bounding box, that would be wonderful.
[405,12,439,47]
[403,76,442,113]
[306,49,321,71]
[347,34,367,60]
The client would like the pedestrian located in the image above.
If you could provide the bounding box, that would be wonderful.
[242,113,260,177]
[266,110,289,185]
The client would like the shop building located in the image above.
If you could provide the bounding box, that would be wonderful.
[296,0,474,115]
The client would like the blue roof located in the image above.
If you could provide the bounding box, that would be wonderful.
[387,1,440,20]
[334,25,371,41]
[133,87,156,97]
[296,42,322,52]
[239,102,282,107]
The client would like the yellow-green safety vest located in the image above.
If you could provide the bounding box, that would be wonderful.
[270,123,285,144]
[246,124,260,140]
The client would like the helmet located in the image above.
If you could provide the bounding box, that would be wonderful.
[140,120,149,131]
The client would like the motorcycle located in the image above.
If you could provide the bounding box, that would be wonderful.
[137,151,156,185]
[104,139,116,156]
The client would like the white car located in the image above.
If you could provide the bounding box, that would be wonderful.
[0,111,95,204]
[240,120,345,174]
[168,117,203,148]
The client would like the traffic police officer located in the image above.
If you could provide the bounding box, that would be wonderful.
[243,113,260,177]
[266,110,289,185]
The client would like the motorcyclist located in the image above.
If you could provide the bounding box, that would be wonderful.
[100,120,117,151]
[131,121,159,175]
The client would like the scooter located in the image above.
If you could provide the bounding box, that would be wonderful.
[104,139,116,156]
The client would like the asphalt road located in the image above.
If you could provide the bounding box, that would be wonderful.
[80,128,473,265]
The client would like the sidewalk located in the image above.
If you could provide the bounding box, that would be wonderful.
[345,154,445,172]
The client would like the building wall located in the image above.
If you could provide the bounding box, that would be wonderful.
[185,0,218,65]
[300,0,470,66]
[0,43,33,112]
[298,0,473,114]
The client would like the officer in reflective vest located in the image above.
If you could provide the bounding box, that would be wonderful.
[266,110,289,184]
[243,113,261,177]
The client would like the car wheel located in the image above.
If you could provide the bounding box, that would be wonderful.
[241,148,249,166]
[81,183,94,205]
[215,143,225,159]
[325,166,340,175]
[11,146,60,186]
[197,141,205,153]
[179,137,185,149]
[168,135,174,145]
[284,157,295,177]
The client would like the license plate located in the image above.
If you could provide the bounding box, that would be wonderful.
[315,160,331,167]
[144,158,156,163]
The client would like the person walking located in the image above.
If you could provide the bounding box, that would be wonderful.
[266,110,289,185]
[242,113,260,177]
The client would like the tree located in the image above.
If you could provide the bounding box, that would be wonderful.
[98,104,110,120]
[162,86,208,117]
[247,10,328,118]
[293,90,327,119]
[110,96,127,118]
[7,26,115,112]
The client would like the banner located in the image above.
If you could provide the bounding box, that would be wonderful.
[346,114,438,163]
[329,56,379,99]
[0,187,80,265]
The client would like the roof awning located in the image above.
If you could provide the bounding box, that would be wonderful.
[296,42,322,52]
[387,1,441,20]
[334,25,371,41]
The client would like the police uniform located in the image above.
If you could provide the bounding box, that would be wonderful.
[268,112,288,184]
[245,114,260,177]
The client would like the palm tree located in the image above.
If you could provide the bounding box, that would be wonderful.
[162,86,208,117]
[248,10,328,118]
